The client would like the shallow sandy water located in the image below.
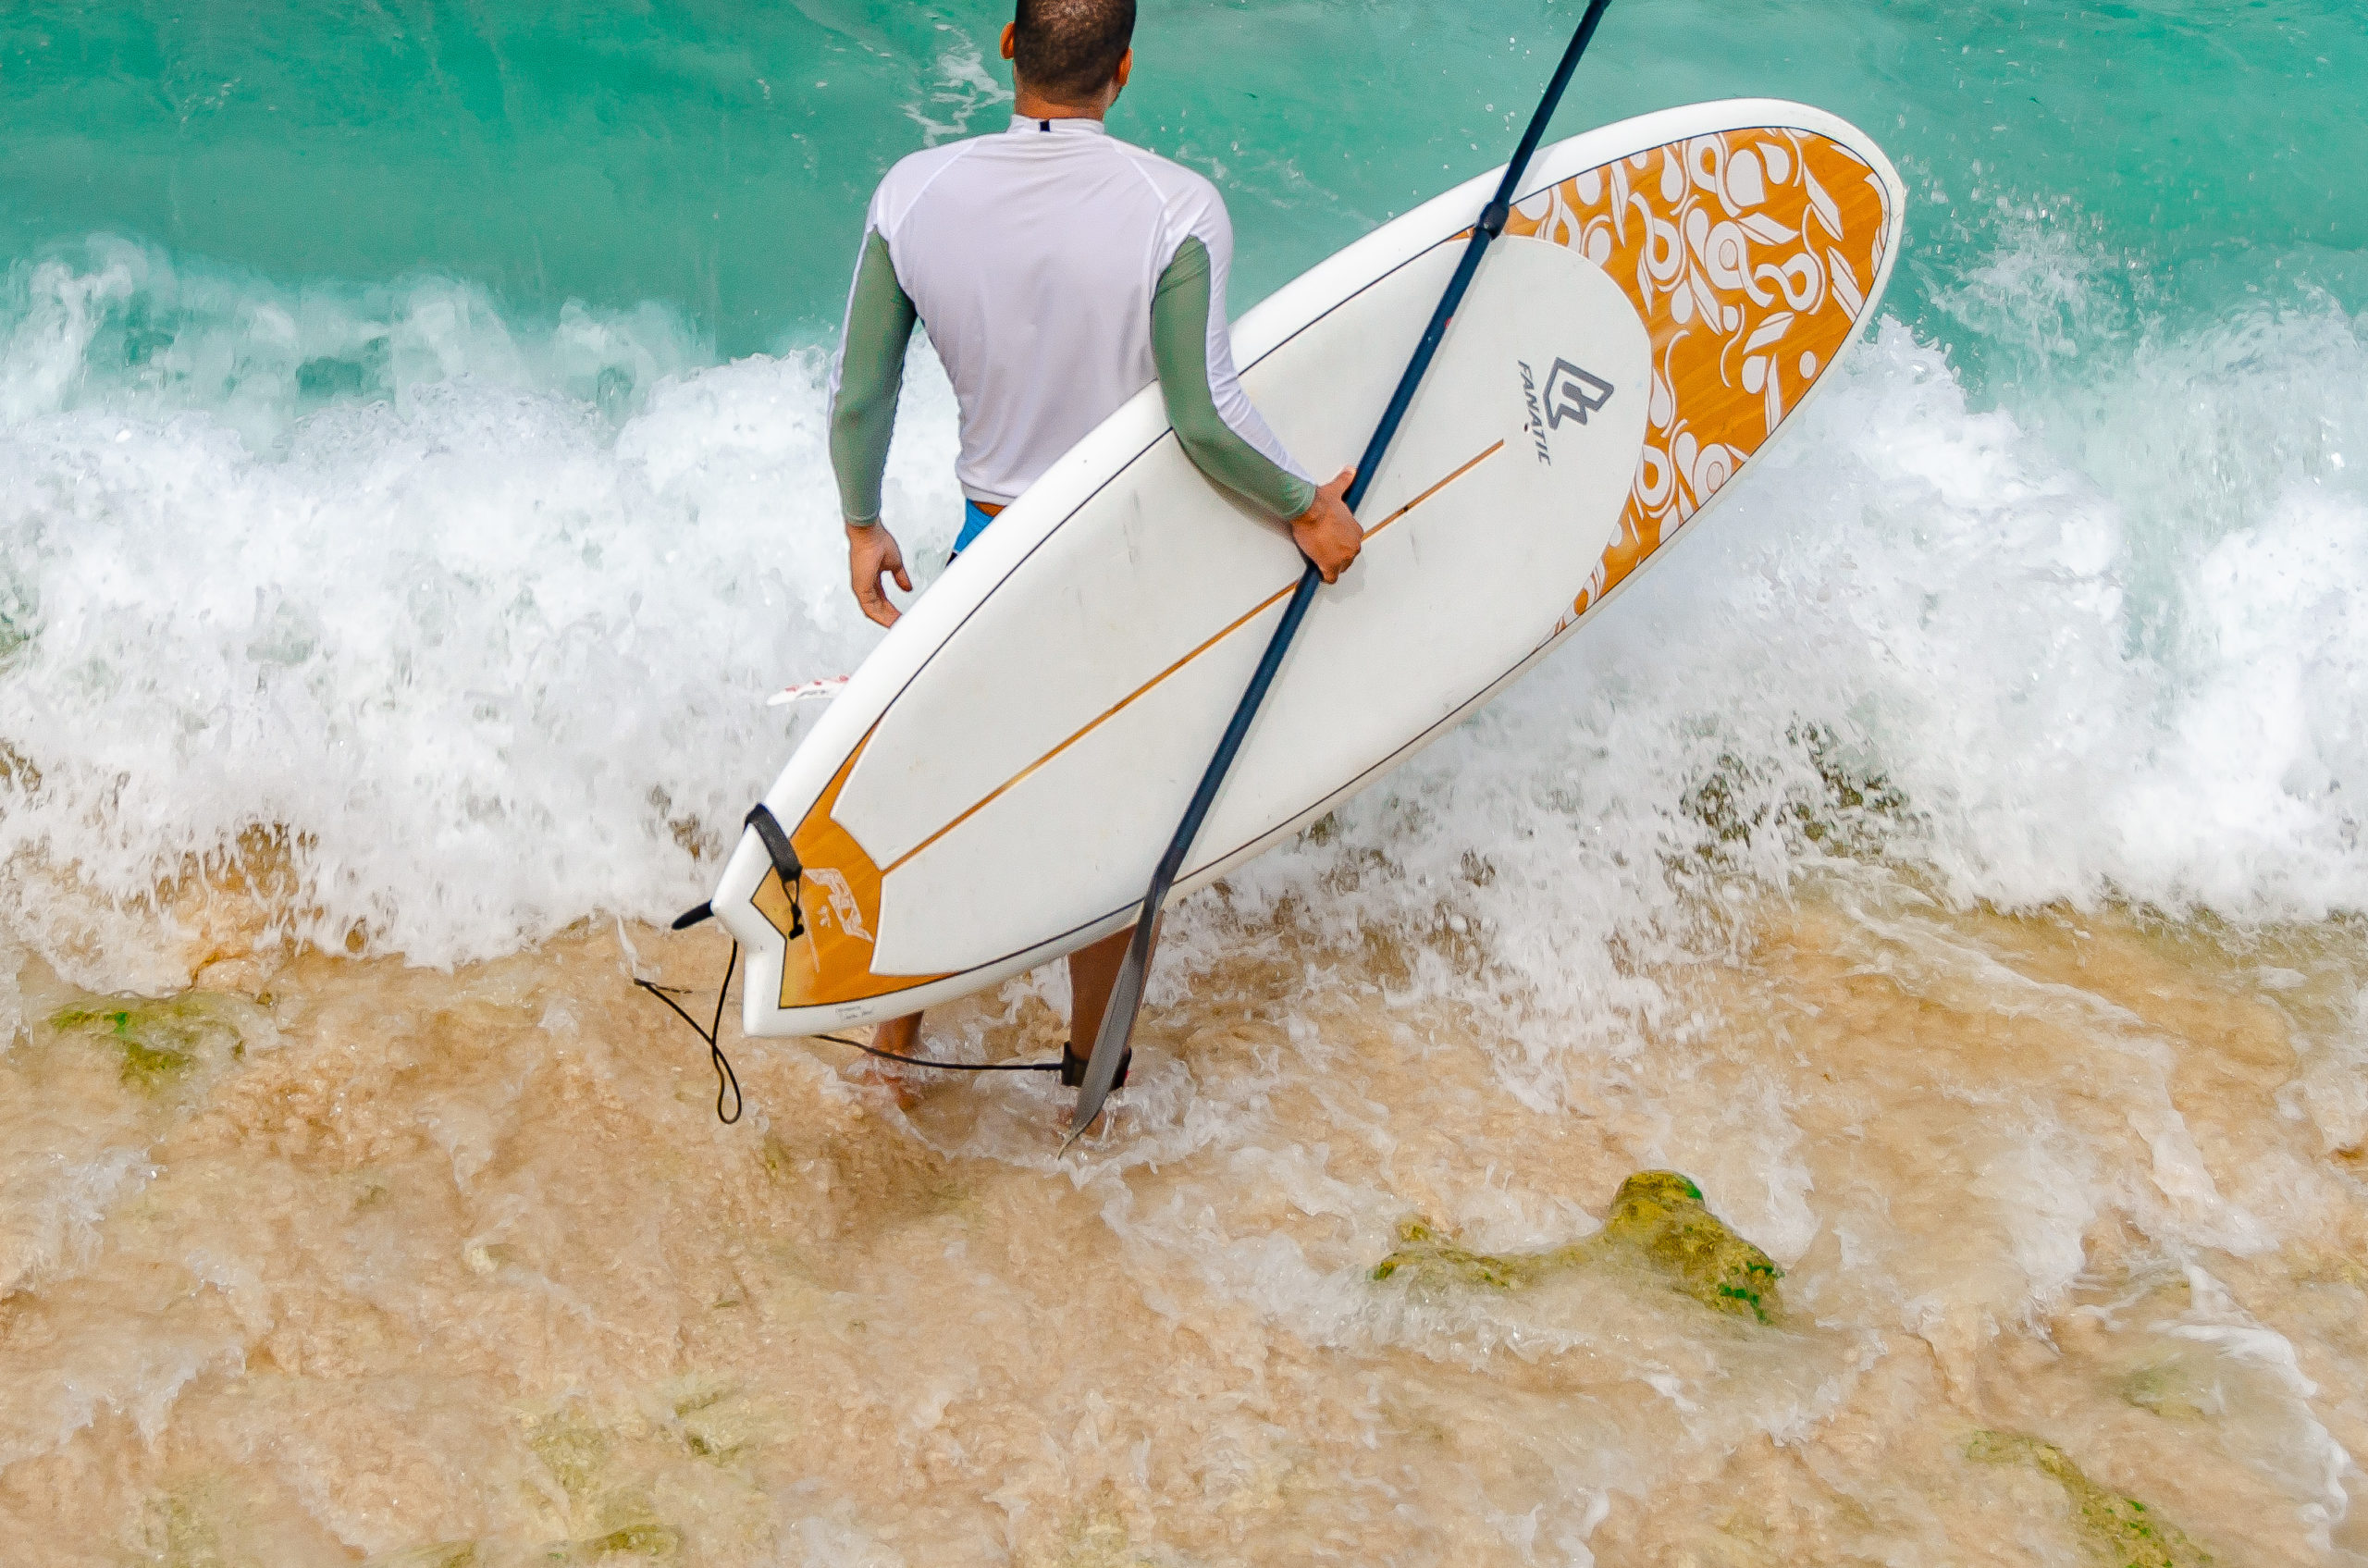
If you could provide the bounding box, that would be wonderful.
[0,873,2361,1566]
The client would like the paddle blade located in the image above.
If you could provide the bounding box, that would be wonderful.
[1063,916,1159,1145]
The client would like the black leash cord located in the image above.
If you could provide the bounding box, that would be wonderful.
[635,941,746,1122]
[635,939,1062,1125]
[812,1030,1063,1073]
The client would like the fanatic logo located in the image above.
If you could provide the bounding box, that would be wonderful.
[1518,361,1552,464]
[806,866,874,945]
[1543,358,1615,429]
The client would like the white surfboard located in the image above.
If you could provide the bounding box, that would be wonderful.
[709,100,1904,1037]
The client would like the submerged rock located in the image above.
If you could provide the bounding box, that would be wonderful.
[522,1408,685,1561]
[1967,1431,2213,1567]
[47,991,271,1092]
[2118,1352,2223,1422]
[576,1519,682,1560]
[1371,1218,1561,1292]
[663,1377,758,1464]
[1370,1170,1783,1323]
[362,1547,478,1568]
[1018,1494,1166,1568]
[526,1411,610,1502]
[1596,1170,1784,1322]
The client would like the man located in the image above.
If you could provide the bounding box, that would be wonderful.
[827,0,1361,1087]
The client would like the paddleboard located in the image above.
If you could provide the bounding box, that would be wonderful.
[708,99,1904,1037]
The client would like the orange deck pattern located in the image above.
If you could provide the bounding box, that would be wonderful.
[1502,129,1893,615]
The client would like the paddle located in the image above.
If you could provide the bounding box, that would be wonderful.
[1065,0,1620,1146]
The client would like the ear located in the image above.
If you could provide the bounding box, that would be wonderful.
[1000,22,1018,61]
[1113,47,1132,90]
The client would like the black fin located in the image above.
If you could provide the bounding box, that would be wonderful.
[1059,1040,1129,1090]
[745,804,805,938]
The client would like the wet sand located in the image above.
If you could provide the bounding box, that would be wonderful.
[1,872,2361,1565]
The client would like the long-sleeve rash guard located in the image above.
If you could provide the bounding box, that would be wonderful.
[828,115,1317,525]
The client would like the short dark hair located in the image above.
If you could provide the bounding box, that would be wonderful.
[1013,0,1136,102]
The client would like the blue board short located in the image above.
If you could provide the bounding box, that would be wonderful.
[953,498,1000,555]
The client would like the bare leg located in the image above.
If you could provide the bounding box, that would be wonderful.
[871,1011,922,1060]
[872,925,1138,1088]
[853,1011,927,1106]
[847,1013,928,1113]
[1066,923,1141,1055]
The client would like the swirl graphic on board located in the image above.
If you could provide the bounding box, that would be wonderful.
[1503,130,1893,615]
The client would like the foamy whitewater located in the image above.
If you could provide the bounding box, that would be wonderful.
[3,2,2366,1563]
[2,229,2361,978]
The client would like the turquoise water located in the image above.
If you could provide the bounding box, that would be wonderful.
[8,0,2364,358]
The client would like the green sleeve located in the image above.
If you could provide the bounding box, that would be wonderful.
[829,228,919,524]
[1152,236,1318,522]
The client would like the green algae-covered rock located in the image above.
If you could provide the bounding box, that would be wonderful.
[526,1412,610,1502]
[362,1546,478,1568]
[1594,1171,1783,1323]
[1967,1431,2213,1567]
[578,1519,682,1560]
[1370,1171,1783,1323]
[523,1409,685,1562]
[48,991,268,1092]
[1368,1217,1560,1292]
[1019,1496,1168,1568]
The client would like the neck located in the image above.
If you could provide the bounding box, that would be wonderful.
[1013,83,1108,121]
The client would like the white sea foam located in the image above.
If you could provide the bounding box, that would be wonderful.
[1217,307,2368,1025]
[0,240,963,969]
[0,235,2362,994]
[0,1145,154,1299]
[0,235,707,453]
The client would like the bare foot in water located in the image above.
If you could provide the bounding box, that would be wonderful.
[848,1059,928,1109]
[850,1014,929,1108]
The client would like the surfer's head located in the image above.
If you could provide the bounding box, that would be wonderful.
[1001,0,1136,111]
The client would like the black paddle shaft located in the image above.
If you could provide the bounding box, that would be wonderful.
[1067,0,1620,1142]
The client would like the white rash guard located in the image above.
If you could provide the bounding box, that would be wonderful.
[827,115,1316,523]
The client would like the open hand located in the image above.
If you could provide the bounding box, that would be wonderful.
[846,522,911,627]
[1289,468,1362,583]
